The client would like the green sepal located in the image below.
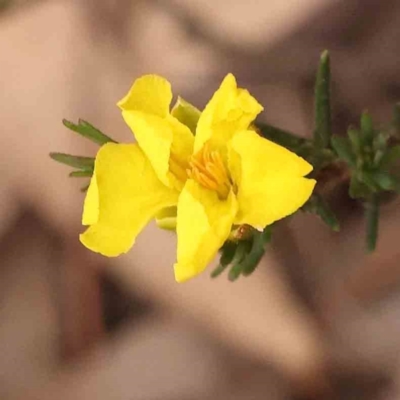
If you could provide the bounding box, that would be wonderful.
[232,225,273,277]
[240,234,265,276]
[313,50,331,149]
[63,119,117,146]
[156,207,177,231]
[211,241,238,278]
[331,136,356,167]
[171,97,201,134]
[49,152,95,171]
[69,170,93,178]
[228,241,252,282]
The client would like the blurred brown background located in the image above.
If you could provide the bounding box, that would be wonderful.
[2,1,400,399]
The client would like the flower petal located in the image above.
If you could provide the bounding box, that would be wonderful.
[230,130,315,227]
[117,75,172,118]
[82,173,99,226]
[80,143,179,256]
[194,73,263,152]
[174,180,238,282]
[121,111,194,189]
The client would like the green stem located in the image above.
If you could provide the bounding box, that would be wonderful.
[365,194,379,252]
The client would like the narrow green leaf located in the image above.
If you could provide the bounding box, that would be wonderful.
[210,264,229,279]
[49,152,95,170]
[63,119,117,146]
[69,170,93,178]
[360,111,374,145]
[228,241,251,282]
[359,171,380,193]
[315,195,340,231]
[331,136,356,167]
[255,122,306,151]
[373,132,387,153]
[347,126,362,156]
[313,50,331,148]
[365,195,379,252]
[227,263,244,282]
[303,195,339,231]
[369,171,400,191]
[360,170,380,192]
[241,232,267,276]
[374,150,385,167]
[211,241,238,278]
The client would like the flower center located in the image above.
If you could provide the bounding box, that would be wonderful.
[188,143,231,199]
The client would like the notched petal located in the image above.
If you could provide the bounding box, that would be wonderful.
[80,143,179,257]
[229,130,315,228]
[117,75,172,118]
[195,73,264,152]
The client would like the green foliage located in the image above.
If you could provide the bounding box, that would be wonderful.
[49,153,95,171]
[329,103,400,250]
[303,194,340,231]
[63,119,117,146]
[331,136,356,167]
[50,120,118,193]
[212,226,273,280]
[314,50,332,149]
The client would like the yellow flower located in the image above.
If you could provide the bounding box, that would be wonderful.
[80,74,316,282]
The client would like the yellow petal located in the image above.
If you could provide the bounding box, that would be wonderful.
[174,180,238,282]
[117,75,172,118]
[121,110,194,188]
[194,73,263,152]
[80,143,178,256]
[230,130,315,228]
[82,173,99,226]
